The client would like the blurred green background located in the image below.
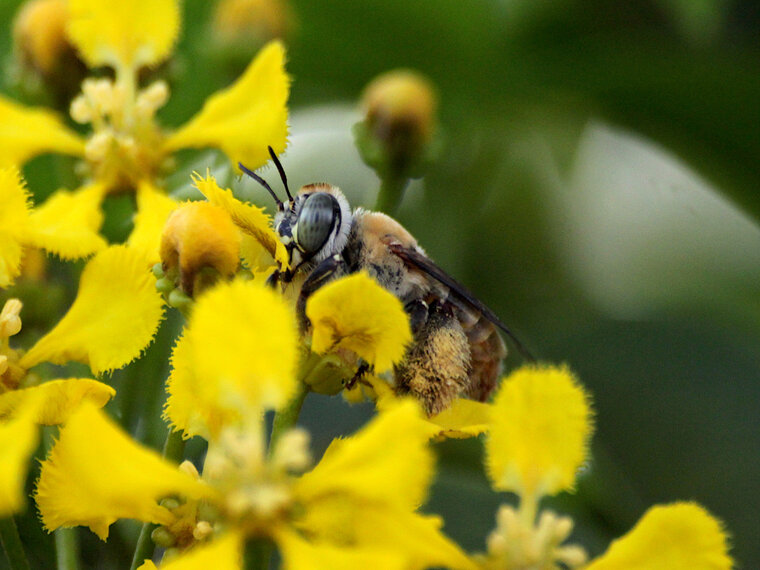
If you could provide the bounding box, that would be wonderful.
[1,0,758,567]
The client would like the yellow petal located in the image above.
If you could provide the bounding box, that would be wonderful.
[35,403,213,540]
[0,167,32,287]
[485,364,594,499]
[587,502,733,570]
[128,181,179,265]
[306,272,411,374]
[165,42,289,169]
[26,184,108,259]
[0,378,114,425]
[241,237,277,274]
[427,398,491,440]
[164,334,241,440]
[294,502,473,570]
[361,375,487,440]
[20,246,165,375]
[66,0,180,70]
[357,508,474,570]
[144,531,242,569]
[166,279,298,438]
[192,172,286,267]
[0,95,84,167]
[295,400,431,511]
[0,398,39,516]
[276,526,406,570]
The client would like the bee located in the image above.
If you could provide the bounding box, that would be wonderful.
[240,148,533,415]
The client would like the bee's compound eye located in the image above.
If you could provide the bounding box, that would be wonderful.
[294,193,339,254]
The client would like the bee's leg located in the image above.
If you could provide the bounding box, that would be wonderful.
[265,269,281,289]
[395,301,471,415]
[345,360,372,390]
[296,254,344,333]
[404,299,429,335]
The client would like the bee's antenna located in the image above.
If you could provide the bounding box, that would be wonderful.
[268,146,293,202]
[238,162,283,208]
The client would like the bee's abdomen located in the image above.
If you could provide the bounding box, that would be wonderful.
[395,302,471,415]
[456,306,507,402]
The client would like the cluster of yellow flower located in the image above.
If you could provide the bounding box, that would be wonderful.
[0,0,734,569]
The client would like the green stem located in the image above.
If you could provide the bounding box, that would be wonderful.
[374,174,410,216]
[54,528,80,570]
[130,429,187,570]
[268,382,310,456]
[129,521,155,570]
[163,428,187,463]
[0,517,31,570]
[243,537,275,570]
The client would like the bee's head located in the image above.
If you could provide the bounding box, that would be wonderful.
[239,148,352,273]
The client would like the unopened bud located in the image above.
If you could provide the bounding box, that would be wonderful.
[151,526,176,548]
[160,202,241,296]
[357,69,438,176]
[12,0,86,105]
[13,0,69,74]
[212,0,292,49]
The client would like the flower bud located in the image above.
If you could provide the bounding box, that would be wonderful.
[212,0,292,49]
[12,0,87,106]
[357,69,438,176]
[160,202,241,296]
[151,525,177,548]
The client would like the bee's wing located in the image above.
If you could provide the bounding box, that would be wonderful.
[387,242,534,361]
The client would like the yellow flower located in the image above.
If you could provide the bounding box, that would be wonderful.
[472,365,734,570]
[36,400,472,569]
[306,272,412,374]
[3,0,290,265]
[0,167,106,288]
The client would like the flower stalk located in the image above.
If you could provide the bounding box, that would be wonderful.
[268,380,309,455]
[54,528,80,570]
[243,536,275,570]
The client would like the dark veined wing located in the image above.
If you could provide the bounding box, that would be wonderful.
[387,242,535,362]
